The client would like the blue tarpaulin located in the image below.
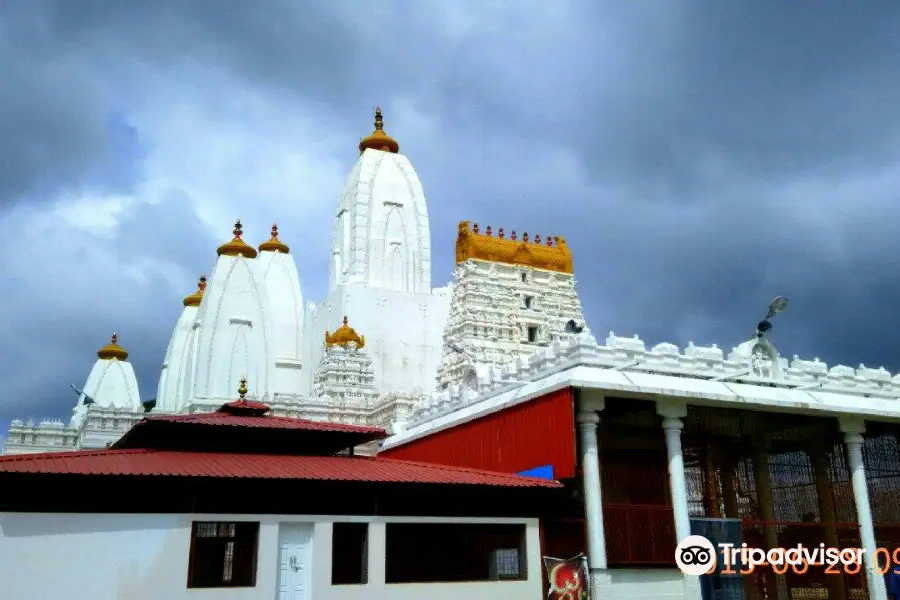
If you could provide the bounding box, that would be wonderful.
[517,465,554,480]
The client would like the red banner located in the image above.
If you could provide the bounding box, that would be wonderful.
[544,553,590,600]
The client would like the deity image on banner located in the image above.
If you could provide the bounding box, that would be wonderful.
[544,553,589,600]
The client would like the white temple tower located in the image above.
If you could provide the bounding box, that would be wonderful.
[192,220,272,405]
[72,333,142,422]
[436,221,585,390]
[328,107,431,294]
[305,107,450,397]
[257,224,305,395]
[156,275,205,412]
[4,333,144,455]
[312,316,379,424]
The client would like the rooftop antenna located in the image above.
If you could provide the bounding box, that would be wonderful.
[564,319,584,334]
[71,383,95,406]
[445,341,479,387]
[756,296,789,339]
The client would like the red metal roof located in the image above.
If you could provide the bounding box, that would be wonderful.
[0,449,561,488]
[144,411,387,435]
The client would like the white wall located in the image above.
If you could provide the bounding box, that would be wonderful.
[306,282,450,396]
[0,513,541,600]
[606,568,694,600]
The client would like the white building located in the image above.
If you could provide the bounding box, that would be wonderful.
[0,389,556,600]
[4,106,585,455]
[381,329,900,600]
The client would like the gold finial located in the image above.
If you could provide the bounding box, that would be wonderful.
[183,274,207,307]
[324,315,366,349]
[238,376,248,400]
[217,218,258,259]
[358,106,400,154]
[97,332,129,361]
[258,222,290,254]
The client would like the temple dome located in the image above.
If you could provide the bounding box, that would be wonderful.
[183,275,207,307]
[325,316,365,348]
[72,333,143,426]
[217,219,258,259]
[358,107,399,154]
[258,223,290,254]
[97,333,129,361]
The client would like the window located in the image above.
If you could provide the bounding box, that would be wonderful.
[527,326,538,343]
[524,296,533,309]
[332,522,369,585]
[521,271,528,282]
[187,521,259,588]
[385,522,527,583]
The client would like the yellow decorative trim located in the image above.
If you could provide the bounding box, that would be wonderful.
[455,220,574,274]
[97,332,129,361]
[258,223,290,254]
[183,275,207,307]
[325,316,366,349]
[238,376,248,400]
[217,219,258,259]
[358,106,399,155]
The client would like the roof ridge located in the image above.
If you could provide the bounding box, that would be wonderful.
[145,412,386,433]
[0,447,153,463]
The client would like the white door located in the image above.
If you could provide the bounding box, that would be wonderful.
[277,523,313,600]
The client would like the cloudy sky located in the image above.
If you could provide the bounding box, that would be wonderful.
[2,1,900,442]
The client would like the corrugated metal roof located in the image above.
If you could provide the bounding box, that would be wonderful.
[0,449,562,488]
[145,412,388,435]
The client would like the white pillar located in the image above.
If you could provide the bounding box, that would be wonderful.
[658,401,702,600]
[840,418,887,600]
[577,409,607,571]
[657,401,691,543]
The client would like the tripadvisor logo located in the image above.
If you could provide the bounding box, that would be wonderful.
[675,536,893,576]
[675,536,717,576]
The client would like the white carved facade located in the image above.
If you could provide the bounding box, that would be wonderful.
[436,259,585,391]
[391,328,900,440]
[311,328,379,425]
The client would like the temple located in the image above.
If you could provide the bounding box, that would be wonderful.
[3,107,579,454]
[6,107,900,600]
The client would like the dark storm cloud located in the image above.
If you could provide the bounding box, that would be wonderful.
[2,0,900,437]
[0,3,113,207]
[0,195,217,420]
